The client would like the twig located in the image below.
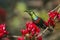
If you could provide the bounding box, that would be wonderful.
[51,4,60,12]
[36,27,49,38]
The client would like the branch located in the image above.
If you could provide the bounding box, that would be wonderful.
[51,4,60,12]
[36,27,49,38]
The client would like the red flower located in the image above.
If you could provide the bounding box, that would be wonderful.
[44,21,49,27]
[37,36,42,40]
[0,24,8,38]
[26,21,40,36]
[18,36,24,40]
[58,14,60,20]
[26,21,33,31]
[20,21,41,40]
[48,11,59,19]
[48,18,55,27]
[21,29,29,36]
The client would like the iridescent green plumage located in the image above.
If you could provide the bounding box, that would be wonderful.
[25,10,38,20]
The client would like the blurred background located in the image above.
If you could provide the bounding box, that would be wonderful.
[0,0,60,40]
